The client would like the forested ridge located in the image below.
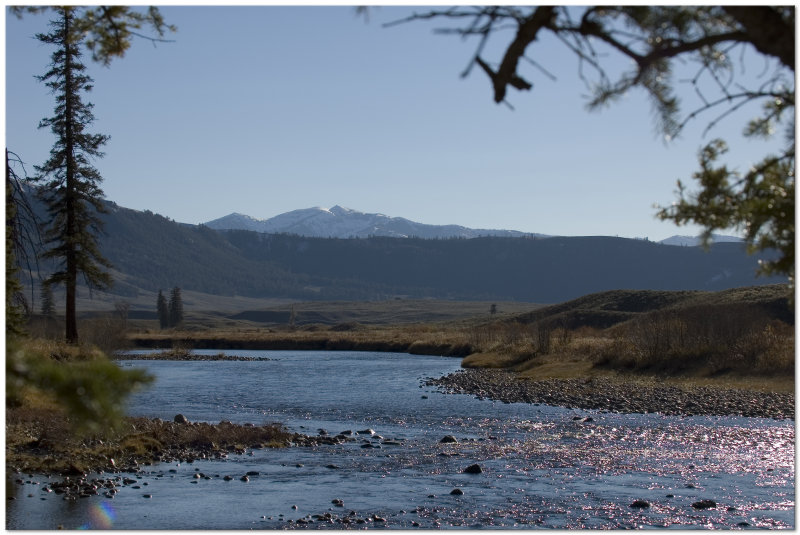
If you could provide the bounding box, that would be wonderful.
[23,193,787,304]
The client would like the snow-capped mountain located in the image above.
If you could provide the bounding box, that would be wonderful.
[659,234,745,247]
[204,206,543,239]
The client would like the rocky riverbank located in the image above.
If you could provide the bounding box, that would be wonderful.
[117,350,263,361]
[5,413,339,477]
[426,369,794,420]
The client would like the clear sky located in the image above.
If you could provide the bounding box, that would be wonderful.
[4,5,784,240]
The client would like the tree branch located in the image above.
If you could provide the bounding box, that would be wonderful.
[722,6,795,70]
[491,6,557,103]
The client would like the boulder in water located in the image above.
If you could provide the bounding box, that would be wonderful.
[463,464,483,474]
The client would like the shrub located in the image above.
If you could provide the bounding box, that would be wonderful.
[6,337,153,434]
[603,303,794,375]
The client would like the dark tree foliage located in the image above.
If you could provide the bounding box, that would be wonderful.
[10,5,176,66]
[6,5,171,433]
[157,289,169,329]
[40,282,56,318]
[393,6,794,280]
[169,286,184,328]
[33,7,113,344]
[6,151,33,338]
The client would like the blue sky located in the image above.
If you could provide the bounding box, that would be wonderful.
[4,5,785,240]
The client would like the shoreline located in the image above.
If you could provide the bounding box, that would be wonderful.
[9,359,793,479]
[427,369,795,420]
[121,350,794,419]
[5,414,340,478]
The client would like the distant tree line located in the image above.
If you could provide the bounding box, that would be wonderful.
[157,286,183,329]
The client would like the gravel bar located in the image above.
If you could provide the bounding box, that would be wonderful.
[426,369,794,420]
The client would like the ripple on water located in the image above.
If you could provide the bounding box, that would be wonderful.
[6,352,794,529]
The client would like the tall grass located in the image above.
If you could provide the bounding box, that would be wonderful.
[27,311,132,354]
[593,304,794,376]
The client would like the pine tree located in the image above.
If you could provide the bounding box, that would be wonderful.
[6,153,28,338]
[40,282,56,318]
[33,7,112,344]
[156,289,169,329]
[168,286,184,328]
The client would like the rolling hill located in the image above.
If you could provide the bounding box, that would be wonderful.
[19,194,788,310]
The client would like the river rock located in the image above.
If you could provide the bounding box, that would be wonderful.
[450,488,464,495]
[630,499,650,508]
[463,464,483,474]
[439,435,459,444]
[425,369,794,419]
[174,414,189,424]
[692,499,717,510]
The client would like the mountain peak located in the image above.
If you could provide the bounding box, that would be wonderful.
[328,205,353,216]
[204,206,540,240]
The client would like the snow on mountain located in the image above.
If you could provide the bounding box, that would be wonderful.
[204,206,542,239]
[201,212,266,232]
[659,234,745,247]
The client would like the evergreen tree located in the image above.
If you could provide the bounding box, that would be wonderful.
[168,286,184,327]
[40,282,56,318]
[33,7,112,344]
[156,289,169,329]
[6,152,29,338]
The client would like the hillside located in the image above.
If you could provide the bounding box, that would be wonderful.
[19,192,788,308]
[497,283,794,331]
[220,230,784,302]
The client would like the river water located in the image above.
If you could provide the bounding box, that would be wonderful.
[6,350,795,529]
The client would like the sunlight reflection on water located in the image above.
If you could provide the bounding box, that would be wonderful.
[6,350,794,529]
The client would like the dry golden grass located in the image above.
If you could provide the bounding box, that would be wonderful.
[19,337,107,362]
[122,286,794,394]
[128,322,478,357]
[125,317,795,394]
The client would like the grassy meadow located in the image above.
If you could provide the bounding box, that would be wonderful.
[114,284,795,393]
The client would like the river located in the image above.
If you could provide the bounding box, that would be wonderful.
[6,350,795,529]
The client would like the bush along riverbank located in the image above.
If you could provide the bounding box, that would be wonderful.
[427,369,794,420]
